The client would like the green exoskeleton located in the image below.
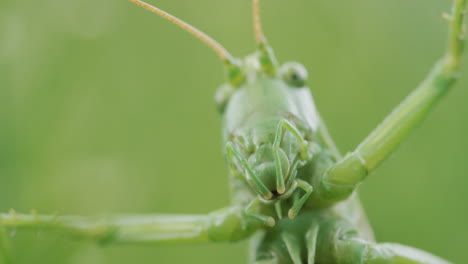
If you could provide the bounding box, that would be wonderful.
[1,0,466,263]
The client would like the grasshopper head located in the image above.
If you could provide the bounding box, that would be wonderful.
[220,46,313,201]
[215,52,310,113]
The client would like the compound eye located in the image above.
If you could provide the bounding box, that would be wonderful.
[279,62,308,88]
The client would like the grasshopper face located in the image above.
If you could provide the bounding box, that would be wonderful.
[220,54,316,210]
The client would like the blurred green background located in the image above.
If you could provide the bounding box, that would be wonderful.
[1,0,467,263]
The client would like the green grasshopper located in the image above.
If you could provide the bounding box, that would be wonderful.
[1,0,467,263]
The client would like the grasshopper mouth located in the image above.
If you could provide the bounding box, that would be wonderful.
[271,190,281,197]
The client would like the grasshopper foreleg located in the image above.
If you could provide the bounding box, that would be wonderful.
[244,198,276,227]
[226,142,273,200]
[287,179,313,219]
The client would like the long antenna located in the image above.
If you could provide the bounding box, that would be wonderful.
[253,0,264,44]
[128,0,233,63]
[252,0,278,75]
